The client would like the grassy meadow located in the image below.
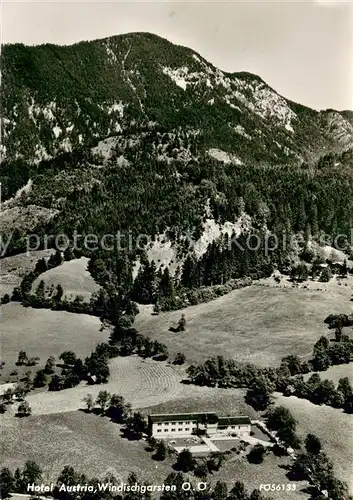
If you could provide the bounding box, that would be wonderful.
[136,279,353,367]
[31,257,100,301]
[0,302,107,381]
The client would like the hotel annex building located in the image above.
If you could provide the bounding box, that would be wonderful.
[148,412,251,438]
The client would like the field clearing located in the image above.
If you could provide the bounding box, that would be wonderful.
[0,302,107,379]
[303,363,353,385]
[1,410,173,484]
[21,357,257,419]
[1,411,305,499]
[0,249,54,297]
[136,280,353,367]
[24,357,182,415]
[212,452,310,500]
[31,257,100,301]
[274,393,353,493]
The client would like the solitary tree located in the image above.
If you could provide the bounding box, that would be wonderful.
[26,357,40,367]
[266,406,299,448]
[22,370,33,391]
[246,377,274,410]
[266,406,296,432]
[228,481,247,500]
[48,374,65,391]
[247,444,266,464]
[13,468,24,493]
[194,461,209,478]
[1,293,10,305]
[54,284,64,302]
[249,490,267,500]
[212,481,228,500]
[125,412,147,439]
[3,388,14,403]
[142,337,153,359]
[22,460,42,485]
[178,314,186,332]
[153,303,161,315]
[153,440,167,461]
[44,356,56,374]
[108,394,130,422]
[173,352,186,365]
[34,258,48,275]
[207,451,227,472]
[305,433,322,456]
[33,369,47,388]
[0,467,15,498]
[83,394,94,412]
[17,400,31,417]
[320,266,332,283]
[175,448,195,472]
[59,351,77,366]
[14,384,26,401]
[96,390,111,414]
[337,377,353,403]
[16,350,28,366]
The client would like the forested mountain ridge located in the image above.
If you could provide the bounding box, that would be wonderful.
[1,32,353,306]
[2,31,352,167]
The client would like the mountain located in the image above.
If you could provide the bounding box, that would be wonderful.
[1,32,353,303]
[2,32,352,167]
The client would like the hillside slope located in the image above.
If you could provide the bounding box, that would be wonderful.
[1,33,353,299]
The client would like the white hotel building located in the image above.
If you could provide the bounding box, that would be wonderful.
[148,412,251,438]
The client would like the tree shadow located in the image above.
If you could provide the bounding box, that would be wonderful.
[300,486,318,498]
[151,453,166,461]
[78,407,102,416]
[121,428,140,441]
[278,463,291,471]
[272,444,288,457]
[152,354,168,362]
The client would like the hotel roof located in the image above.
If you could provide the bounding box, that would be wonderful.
[148,412,250,425]
[218,416,251,426]
[149,412,218,423]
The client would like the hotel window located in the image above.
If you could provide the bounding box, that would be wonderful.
[171,422,176,425]
[178,422,184,425]
[164,422,169,426]
[171,428,175,432]
[178,428,183,431]
[157,423,162,426]
[185,428,190,431]
[157,430,161,433]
